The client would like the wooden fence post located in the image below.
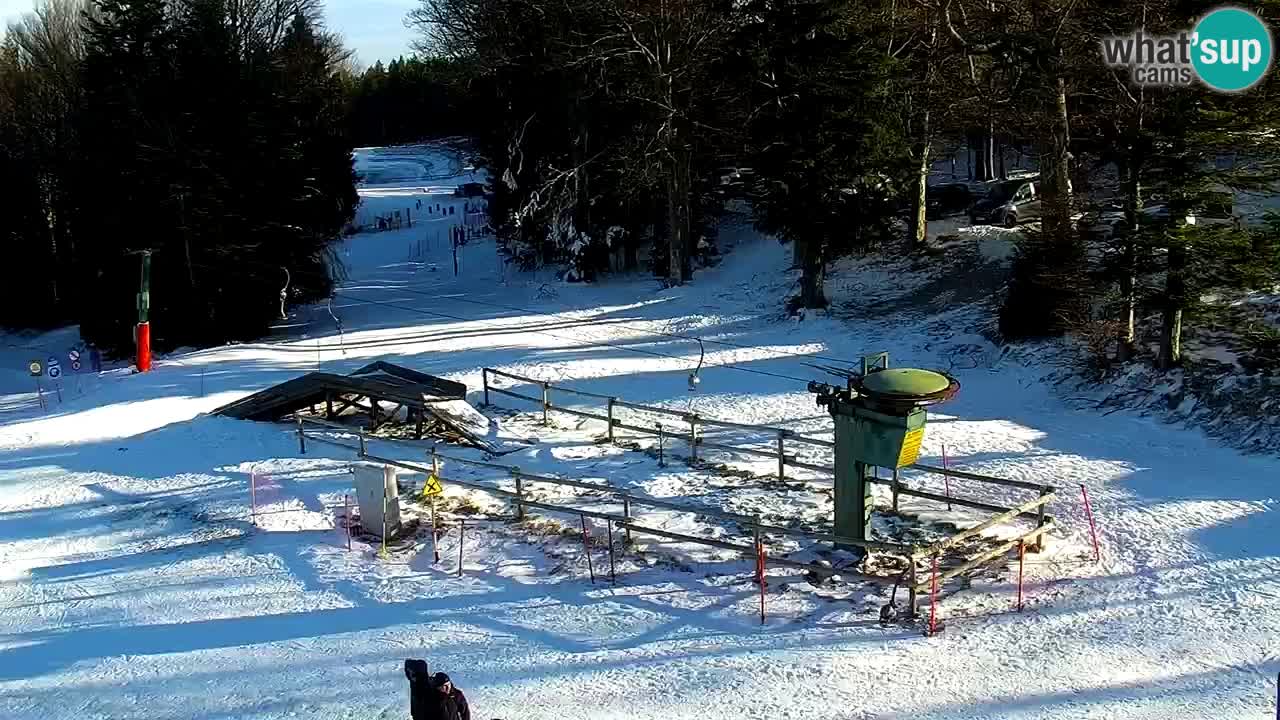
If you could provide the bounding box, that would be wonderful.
[927,554,941,636]
[457,519,465,577]
[657,424,665,466]
[1016,540,1025,612]
[513,470,525,520]
[1031,487,1051,552]
[754,526,767,626]
[607,398,616,443]
[482,369,490,407]
[380,481,388,559]
[776,430,786,479]
[607,519,617,583]
[581,515,595,584]
[907,560,918,619]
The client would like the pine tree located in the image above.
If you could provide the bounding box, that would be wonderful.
[741,0,907,310]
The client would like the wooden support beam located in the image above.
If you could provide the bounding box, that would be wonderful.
[913,492,1057,559]
[913,520,1056,591]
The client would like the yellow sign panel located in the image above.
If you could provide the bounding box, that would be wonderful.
[897,427,925,468]
[422,474,444,497]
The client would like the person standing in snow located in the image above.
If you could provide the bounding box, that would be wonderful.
[431,672,471,720]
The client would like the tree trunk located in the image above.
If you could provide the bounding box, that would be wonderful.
[910,109,931,251]
[666,148,691,284]
[1160,233,1186,369]
[797,236,826,309]
[1117,156,1140,362]
[1040,75,1073,245]
[985,118,996,180]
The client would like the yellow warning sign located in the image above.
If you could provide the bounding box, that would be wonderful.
[897,427,925,468]
[422,474,444,497]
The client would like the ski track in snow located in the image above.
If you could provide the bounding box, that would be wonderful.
[0,145,1277,719]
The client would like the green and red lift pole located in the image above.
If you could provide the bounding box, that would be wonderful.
[136,250,152,373]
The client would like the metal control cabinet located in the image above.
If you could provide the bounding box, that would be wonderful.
[812,353,958,550]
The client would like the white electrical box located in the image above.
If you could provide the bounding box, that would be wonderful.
[353,465,402,538]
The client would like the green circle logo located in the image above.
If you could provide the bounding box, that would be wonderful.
[1192,7,1273,92]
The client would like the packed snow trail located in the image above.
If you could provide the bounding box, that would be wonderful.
[0,145,1277,719]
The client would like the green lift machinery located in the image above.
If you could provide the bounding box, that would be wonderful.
[809,352,960,552]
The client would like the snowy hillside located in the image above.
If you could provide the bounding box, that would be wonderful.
[0,145,1277,720]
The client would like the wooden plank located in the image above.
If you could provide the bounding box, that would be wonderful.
[894,485,1040,517]
[515,471,613,493]
[612,399,688,419]
[753,521,915,553]
[483,367,543,386]
[618,522,754,554]
[909,463,1052,493]
[612,420,662,436]
[696,438,784,460]
[550,405,611,424]
[626,494,753,524]
[786,435,835,449]
[785,459,834,474]
[913,492,1057,559]
[913,520,1056,591]
[487,387,541,404]
[697,416,786,433]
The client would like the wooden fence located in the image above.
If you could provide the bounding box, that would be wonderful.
[479,368,1059,599]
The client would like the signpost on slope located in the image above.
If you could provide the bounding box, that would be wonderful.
[29,360,45,411]
[47,356,62,403]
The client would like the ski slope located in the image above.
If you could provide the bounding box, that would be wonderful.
[0,145,1277,720]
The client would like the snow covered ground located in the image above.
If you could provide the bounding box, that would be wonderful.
[1,145,1278,719]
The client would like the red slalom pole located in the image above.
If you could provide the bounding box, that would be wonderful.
[1016,541,1025,612]
[942,444,953,510]
[1080,484,1101,563]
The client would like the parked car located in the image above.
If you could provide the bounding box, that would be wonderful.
[926,182,974,219]
[969,178,1039,226]
[454,182,486,198]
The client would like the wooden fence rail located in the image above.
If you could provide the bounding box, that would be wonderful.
[480,368,1053,495]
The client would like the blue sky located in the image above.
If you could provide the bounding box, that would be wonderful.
[1,0,418,66]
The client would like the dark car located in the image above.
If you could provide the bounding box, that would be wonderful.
[969,178,1036,226]
[926,183,973,219]
[454,182,486,198]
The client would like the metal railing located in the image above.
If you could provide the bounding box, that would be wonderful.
[300,362,1062,613]
[295,416,915,575]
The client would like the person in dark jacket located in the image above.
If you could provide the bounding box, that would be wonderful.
[431,672,471,720]
[404,659,434,720]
